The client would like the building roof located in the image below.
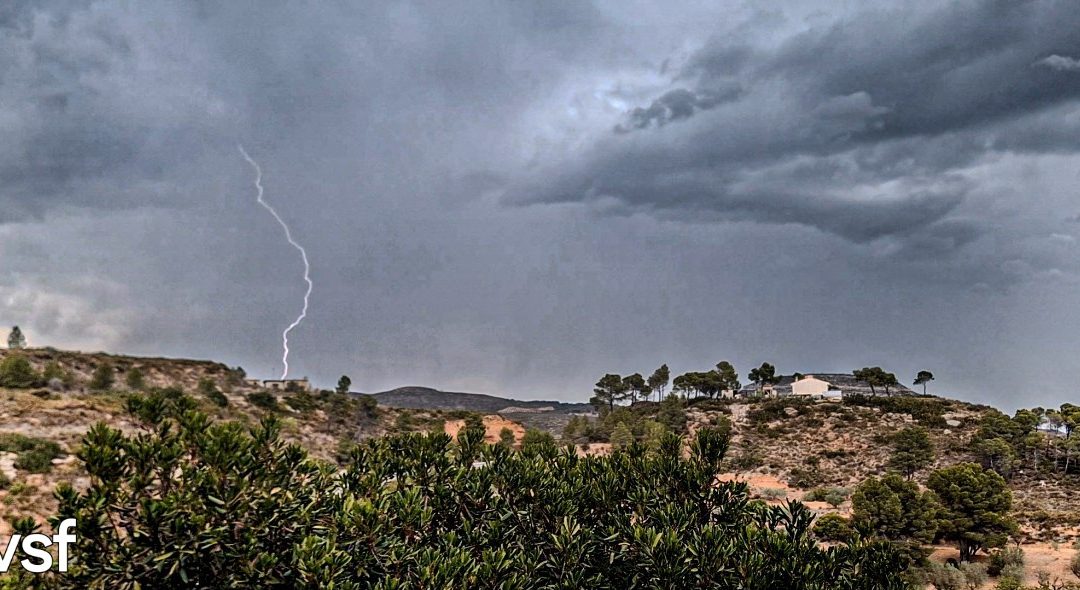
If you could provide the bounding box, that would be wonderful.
[780,373,916,396]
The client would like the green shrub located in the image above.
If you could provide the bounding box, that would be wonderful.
[50,408,912,589]
[463,413,485,431]
[731,443,765,471]
[852,474,938,568]
[687,398,733,413]
[655,394,687,434]
[1071,551,1080,579]
[125,390,198,425]
[958,563,987,589]
[563,415,594,443]
[987,546,1024,576]
[520,428,557,454]
[6,482,31,498]
[89,363,115,391]
[125,367,146,390]
[747,399,809,425]
[0,433,63,474]
[610,422,634,449]
[641,420,668,451]
[42,361,73,388]
[788,467,825,489]
[356,394,378,418]
[919,563,965,590]
[888,426,935,478]
[284,391,317,413]
[14,448,55,473]
[813,514,854,542]
[334,438,357,466]
[758,487,788,500]
[157,386,188,403]
[805,487,849,508]
[393,411,416,432]
[0,355,41,388]
[497,427,515,448]
[994,568,1023,590]
[843,394,948,428]
[205,388,228,407]
[247,391,279,412]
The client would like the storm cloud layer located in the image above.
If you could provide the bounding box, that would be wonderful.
[1,0,1079,410]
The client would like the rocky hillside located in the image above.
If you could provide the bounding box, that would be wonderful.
[1,347,240,392]
[687,397,1077,540]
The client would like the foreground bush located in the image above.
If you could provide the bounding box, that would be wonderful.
[34,400,908,589]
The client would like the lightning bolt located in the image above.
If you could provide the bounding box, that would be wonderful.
[239,145,313,380]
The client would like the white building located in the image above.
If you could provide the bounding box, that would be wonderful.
[790,375,844,399]
[791,375,830,396]
[258,378,311,392]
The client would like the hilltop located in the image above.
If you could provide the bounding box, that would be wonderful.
[368,386,593,433]
[369,386,591,414]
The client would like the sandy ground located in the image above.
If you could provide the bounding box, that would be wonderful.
[444,414,526,446]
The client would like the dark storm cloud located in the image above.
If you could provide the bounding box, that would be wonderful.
[519,0,1080,253]
[762,2,1080,139]
[614,85,742,132]
[2,0,1080,410]
[0,2,232,222]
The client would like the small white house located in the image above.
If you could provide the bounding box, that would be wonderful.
[791,375,832,397]
[260,378,311,392]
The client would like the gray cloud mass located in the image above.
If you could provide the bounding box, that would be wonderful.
[1,0,1079,411]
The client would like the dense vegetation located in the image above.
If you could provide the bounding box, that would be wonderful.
[10,395,911,589]
[969,405,1080,477]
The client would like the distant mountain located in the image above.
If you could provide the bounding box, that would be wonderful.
[366,386,593,415]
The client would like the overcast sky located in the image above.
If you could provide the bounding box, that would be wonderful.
[2,1,1079,410]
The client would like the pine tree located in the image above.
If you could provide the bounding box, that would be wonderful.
[7,326,26,349]
[336,375,352,395]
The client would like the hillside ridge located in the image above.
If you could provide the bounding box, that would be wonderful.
[368,386,592,413]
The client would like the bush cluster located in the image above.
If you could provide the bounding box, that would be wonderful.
[247,390,280,411]
[33,399,909,589]
[563,394,688,445]
[842,395,949,428]
[746,399,804,426]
